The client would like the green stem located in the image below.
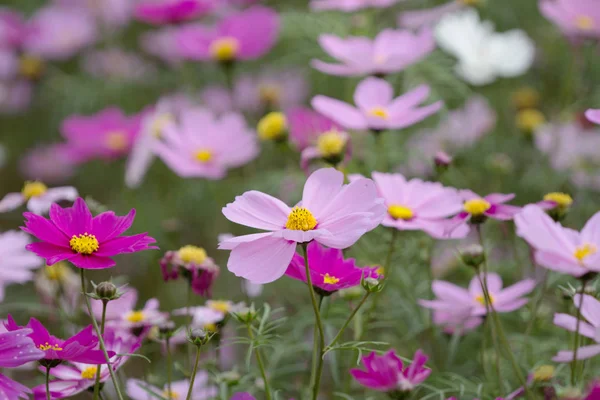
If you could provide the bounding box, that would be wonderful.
[166,336,173,397]
[571,279,588,386]
[477,274,503,390]
[93,301,108,400]
[309,296,324,390]
[45,366,51,400]
[79,270,125,400]
[247,324,272,400]
[186,346,202,400]
[328,292,370,350]
[522,269,548,363]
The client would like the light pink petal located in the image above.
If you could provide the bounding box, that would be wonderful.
[387,85,431,114]
[489,204,521,220]
[353,77,393,111]
[485,193,515,204]
[310,60,365,76]
[317,175,382,222]
[493,298,529,313]
[554,313,596,339]
[371,172,407,204]
[534,250,585,277]
[468,273,503,296]
[315,215,378,248]
[222,191,291,231]
[581,211,600,246]
[494,279,535,304]
[388,101,443,130]
[431,281,471,303]
[218,232,274,250]
[515,205,577,255]
[0,193,24,213]
[301,168,344,218]
[574,294,600,327]
[317,34,373,66]
[585,109,600,125]
[311,96,367,130]
[553,345,600,362]
[273,229,329,243]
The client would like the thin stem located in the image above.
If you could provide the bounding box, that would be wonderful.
[247,324,272,400]
[571,279,588,386]
[476,274,503,389]
[522,268,548,363]
[166,336,173,397]
[93,301,108,400]
[186,346,202,400]
[45,366,51,400]
[328,292,370,350]
[309,296,324,390]
[80,270,125,400]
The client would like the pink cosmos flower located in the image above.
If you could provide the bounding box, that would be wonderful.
[358,172,468,239]
[286,241,379,295]
[81,48,156,82]
[135,0,213,25]
[398,1,465,29]
[0,328,45,400]
[312,28,435,77]
[0,80,32,114]
[32,330,141,399]
[231,394,256,400]
[553,294,600,362]
[515,205,600,277]
[350,349,431,392]
[0,9,24,48]
[19,144,74,184]
[160,246,220,297]
[0,230,42,301]
[22,197,157,270]
[586,109,600,124]
[55,0,133,29]
[219,168,385,283]
[446,191,521,234]
[287,107,342,151]
[539,0,600,38]
[310,0,400,12]
[311,77,442,132]
[0,182,77,215]
[432,308,483,335]
[5,315,113,364]
[178,6,279,62]
[153,107,259,179]
[140,26,186,65]
[127,372,216,400]
[60,107,145,164]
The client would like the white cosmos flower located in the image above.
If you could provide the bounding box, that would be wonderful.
[434,8,535,86]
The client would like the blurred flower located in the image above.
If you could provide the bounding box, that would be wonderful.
[0,231,42,301]
[435,8,535,85]
[312,77,442,132]
[512,87,541,110]
[540,0,600,38]
[23,197,157,270]
[447,191,521,233]
[398,1,468,29]
[140,25,187,65]
[286,241,379,295]
[230,393,256,400]
[0,328,44,400]
[301,129,350,170]
[23,6,97,60]
[0,79,32,114]
[127,372,217,400]
[515,204,600,278]
[134,0,213,25]
[257,111,287,141]
[35,262,80,313]
[153,107,259,179]
[350,349,431,392]
[20,144,75,184]
[5,315,112,364]
[553,294,600,362]
[432,308,483,335]
[55,0,134,29]
[586,109,600,124]
[0,181,77,215]
[160,245,220,297]
[178,6,279,63]
[516,109,546,133]
[311,28,434,77]
[310,0,399,12]
[0,9,25,48]
[219,168,385,284]
[81,48,156,82]
[538,192,573,221]
[287,107,342,151]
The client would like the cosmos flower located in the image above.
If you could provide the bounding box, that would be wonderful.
[54,0,134,29]
[19,145,75,184]
[350,349,431,392]
[398,1,466,29]
[553,294,600,362]
[312,77,442,132]
[178,6,279,63]
[286,241,379,295]
[153,107,259,179]
[312,28,435,77]
[140,25,187,65]
[0,9,25,48]
[0,181,77,215]
[540,0,600,38]
[0,230,42,301]
[286,107,343,151]
[434,8,535,86]
[0,80,32,114]
[586,109,600,124]
[81,48,156,82]
[300,130,350,171]
[310,0,400,12]
[5,315,113,364]
[446,191,521,234]
[160,245,220,297]
[219,168,385,283]
[34,262,80,315]
[432,308,483,335]
[127,372,217,400]
[515,205,600,277]
[23,197,157,270]
[134,0,213,25]
[0,328,45,400]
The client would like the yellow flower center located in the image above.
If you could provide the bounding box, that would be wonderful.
[516,109,545,132]
[105,131,128,151]
[69,233,99,255]
[162,389,180,399]
[323,273,340,285]
[257,112,287,141]
[285,207,317,231]
[39,342,63,351]
[533,365,555,382]
[388,205,414,220]
[151,113,173,138]
[576,15,594,30]
[125,310,145,323]
[19,55,44,79]
[80,366,98,379]
[368,107,388,119]
[543,192,573,208]
[475,294,494,306]
[463,199,491,216]
[208,300,231,313]
[574,244,597,264]
[194,149,213,163]
[45,262,70,281]
[317,131,346,157]
[178,245,207,264]
[376,265,385,276]
[204,323,218,332]
[258,84,281,105]
[512,87,540,109]
[209,37,240,62]
[21,181,48,200]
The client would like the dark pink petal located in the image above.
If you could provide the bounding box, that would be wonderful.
[49,198,92,237]
[69,254,116,270]
[91,209,136,242]
[22,212,70,247]
[0,373,32,400]
[64,325,96,348]
[25,242,76,265]
[0,329,44,367]
[95,233,157,256]
[23,318,53,347]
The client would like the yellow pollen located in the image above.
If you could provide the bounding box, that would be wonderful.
[516,109,546,132]
[209,37,240,62]
[323,273,340,285]
[368,107,388,119]
[162,389,180,399]
[19,55,44,79]
[475,294,494,306]
[576,15,594,30]
[45,262,70,282]
[21,181,48,200]
[512,87,540,109]
[125,310,145,323]
[151,113,173,138]
[105,131,128,151]
[388,205,414,220]
[544,192,573,208]
[257,112,287,141]
[194,149,213,163]
[80,366,98,380]
[258,84,282,105]
[178,245,207,264]
[317,131,346,157]
[533,365,555,382]
[376,266,385,276]
[285,207,317,231]
[574,244,597,264]
[69,233,99,255]
[208,300,231,313]
[463,199,491,216]
[204,323,218,332]
[39,342,63,351]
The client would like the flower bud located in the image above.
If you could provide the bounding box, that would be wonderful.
[257,112,287,142]
[158,321,176,339]
[434,151,452,174]
[460,244,485,268]
[542,192,573,222]
[232,304,258,324]
[94,281,118,301]
[187,328,212,347]
[361,275,384,293]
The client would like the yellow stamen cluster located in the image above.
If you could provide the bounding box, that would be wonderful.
[209,37,240,62]
[204,323,218,332]
[194,149,213,163]
[151,113,174,138]
[19,55,44,79]
[258,84,282,105]
[105,131,128,151]
[543,192,573,208]
[475,294,494,306]
[257,112,287,141]
[162,389,180,399]
[368,107,388,119]
[574,244,597,264]
[22,181,48,200]
[39,342,63,351]
[69,233,99,255]
[516,109,545,132]
[125,310,145,323]
[178,245,208,265]
[45,262,70,282]
[576,15,594,30]
[375,266,385,276]
[512,87,540,109]
[533,365,555,382]
[80,366,98,379]
[317,131,346,158]
[388,205,414,220]
[208,300,232,313]
[463,199,491,216]
[285,207,317,231]
[323,273,340,285]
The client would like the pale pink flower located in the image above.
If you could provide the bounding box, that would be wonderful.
[0,231,42,301]
[81,48,156,82]
[398,1,464,29]
[0,182,77,215]
[586,109,600,125]
[311,0,400,12]
[140,26,186,65]
[54,0,134,28]
[540,0,600,38]
[553,294,600,362]
[19,144,75,184]
[0,80,32,114]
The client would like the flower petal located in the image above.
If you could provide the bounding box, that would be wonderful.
[222,191,290,231]
[91,209,136,243]
[353,77,393,111]
[311,95,367,130]
[49,198,92,237]
[25,242,76,265]
[553,344,600,362]
[301,168,344,217]
[554,313,596,338]
[22,212,70,247]
[0,193,24,213]
[69,254,116,270]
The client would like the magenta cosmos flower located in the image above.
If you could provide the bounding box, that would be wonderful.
[312,28,434,77]
[553,294,600,362]
[0,328,45,400]
[5,315,113,364]
[312,77,442,132]
[515,205,600,277]
[178,6,279,63]
[22,197,157,270]
[586,109,600,124]
[60,107,145,164]
[0,181,77,215]
[134,0,213,25]
[540,0,600,38]
[356,172,468,239]
[0,9,25,48]
[310,0,399,12]
[350,349,431,392]
[153,107,259,179]
[286,241,379,295]
[219,168,385,283]
[127,372,216,400]
[160,245,220,297]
